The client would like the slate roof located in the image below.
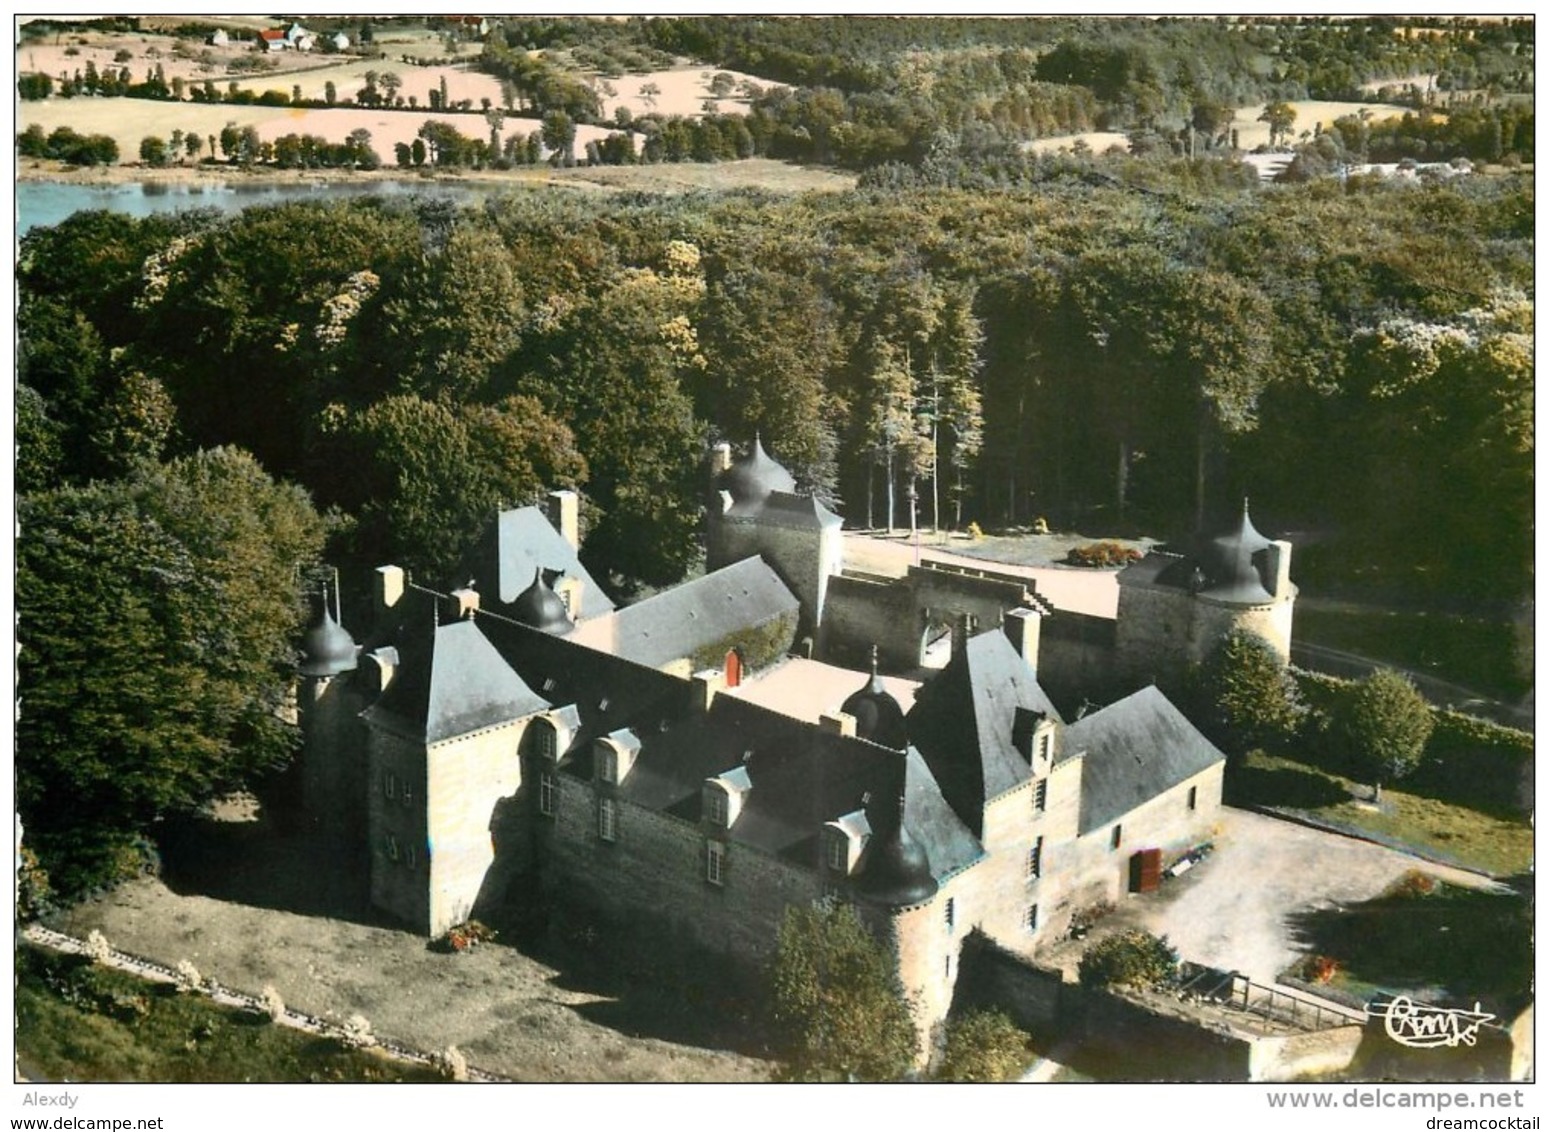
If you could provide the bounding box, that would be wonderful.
[459,507,615,621]
[362,618,549,744]
[719,436,797,514]
[755,491,844,531]
[1125,503,1280,606]
[477,615,965,876]
[1067,685,1226,834]
[907,631,1065,836]
[612,557,798,670]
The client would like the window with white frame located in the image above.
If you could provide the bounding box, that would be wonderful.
[705,840,725,886]
[383,831,400,862]
[1027,836,1043,881]
[944,896,956,931]
[1026,904,1039,932]
[598,797,618,842]
[826,832,849,872]
[539,771,557,817]
[1033,778,1048,815]
[534,722,557,760]
[597,746,618,785]
[1036,729,1052,765]
[705,788,729,827]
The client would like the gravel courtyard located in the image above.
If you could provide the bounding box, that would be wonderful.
[1043,807,1505,984]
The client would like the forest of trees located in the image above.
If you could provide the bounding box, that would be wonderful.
[14,16,1534,903]
[20,174,1532,602]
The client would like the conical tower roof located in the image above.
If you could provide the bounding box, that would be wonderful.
[299,585,357,678]
[718,435,796,507]
[512,567,574,634]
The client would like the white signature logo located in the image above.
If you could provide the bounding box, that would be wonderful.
[1366,996,1496,1048]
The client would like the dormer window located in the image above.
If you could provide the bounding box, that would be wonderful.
[1012,706,1049,764]
[533,721,557,761]
[826,835,848,872]
[823,809,871,876]
[595,730,639,786]
[703,766,752,828]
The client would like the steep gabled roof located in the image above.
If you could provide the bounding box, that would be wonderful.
[460,507,615,621]
[1068,685,1226,834]
[363,618,548,744]
[477,613,693,758]
[613,557,798,670]
[906,631,1064,836]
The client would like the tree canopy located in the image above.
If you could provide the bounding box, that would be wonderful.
[768,901,918,1081]
[18,448,327,896]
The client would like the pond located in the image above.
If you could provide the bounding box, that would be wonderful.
[17,178,501,236]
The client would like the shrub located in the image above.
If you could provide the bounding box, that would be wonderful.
[937,1009,1031,1082]
[769,901,917,1081]
[1334,669,1434,800]
[1066,541,1143,568]
[1300,954,1341,984]
[1387,869,1438,899]
[17,845,53,919]
[1078,929,1178,990]
[434,920,497,953]
[1193,629,1305,753]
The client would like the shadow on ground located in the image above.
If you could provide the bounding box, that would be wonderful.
[1286,877,1532,1019]
[490,897,775,1061]
[1225,760,1351,809]
[157,812,379,928]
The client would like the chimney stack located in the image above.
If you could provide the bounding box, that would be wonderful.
[449,586,480,621]
[950,611,975,660]
[819,711,858,738]
[374,565,405,621]
[546,490,580,552]
[1003,607,1041,677]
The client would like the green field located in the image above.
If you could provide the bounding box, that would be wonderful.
[1227,751,1532,877]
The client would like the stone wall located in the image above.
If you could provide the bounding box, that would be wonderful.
[540,772,823,963]
[822,573,921,670]
[1038,611,1121,710]
[1065,762,1224,899]
[368,728,430,932]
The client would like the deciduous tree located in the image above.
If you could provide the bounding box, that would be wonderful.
[768,901,917,1081]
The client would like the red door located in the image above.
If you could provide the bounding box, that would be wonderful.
[724,649,742,688]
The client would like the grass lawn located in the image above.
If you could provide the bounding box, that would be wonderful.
[1227,751,1532,877]
[16,944,444,1083]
